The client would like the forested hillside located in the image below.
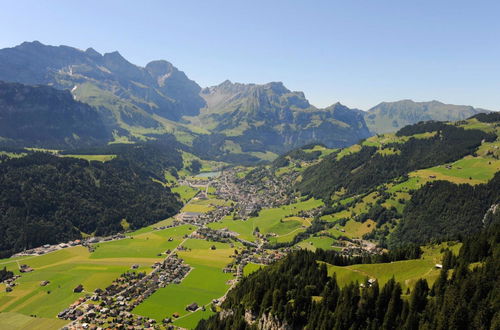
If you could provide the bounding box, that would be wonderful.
[297,122,495,199]
[0,81,112,149]
[262,113,500,250]
[198,224,500,330]
[0,141,183,258]
[390,175,500,246]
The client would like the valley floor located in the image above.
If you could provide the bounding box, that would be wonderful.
[0,168,462,329]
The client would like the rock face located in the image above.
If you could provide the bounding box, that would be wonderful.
[196,80,371,152]
[0,81,111,148]
[0,41,205,126]
[0,42,370,157]
[364,99,490,134]
[257,313,291,330]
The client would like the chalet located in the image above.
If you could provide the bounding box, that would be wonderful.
[435,264,443,269]
[73,284,84,293]
[186,302,199,311]
[19,264,34,273]
[40,280,50,286]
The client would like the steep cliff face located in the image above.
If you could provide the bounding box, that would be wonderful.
[196,80,371,152]
[0,81,111,148]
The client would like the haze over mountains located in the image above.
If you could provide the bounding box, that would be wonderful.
[364,99,489,134]
[0,41,492,159]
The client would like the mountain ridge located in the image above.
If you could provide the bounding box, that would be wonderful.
[364,99,490,133]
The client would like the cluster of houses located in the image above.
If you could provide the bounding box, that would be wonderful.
[213,168,299,219]
[225,247,287,277]
[3,274,21,292]
[190,227,234,244]
[60,256,190,329]
[11,234,126,258]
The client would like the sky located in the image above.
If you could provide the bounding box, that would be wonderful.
[1,0,499,110]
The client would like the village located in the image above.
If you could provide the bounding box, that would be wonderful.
[1,166,388,329]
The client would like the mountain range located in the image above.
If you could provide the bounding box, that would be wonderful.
[364,99,489,134]
[0,41,493,160]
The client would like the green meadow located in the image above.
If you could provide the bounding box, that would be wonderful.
[171,185,199,203]
[208,198,323,242]
[324,242,458,291]
[90,225,194,259]
[243,263,267,276]
[0,246,152,320]
[132,239,234,327]
[0,312,68,330]
[296,236,336,251]
[0,221,196,327]
[60,154,116,162]
[411,155,500,185]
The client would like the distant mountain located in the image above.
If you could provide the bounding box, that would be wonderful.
[194,80,371,153]
[0,42,372,160]
[0,81,111,149]
[364,99,490,134]
[0,41,205,132]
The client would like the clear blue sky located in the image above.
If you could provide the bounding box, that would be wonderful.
[1,0,499,110]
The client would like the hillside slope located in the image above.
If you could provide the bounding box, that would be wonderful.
[0,81,112,148]
[266,113,500,248]
[192,80,371,153]
[364,99,490,134]
[0,41,205,135]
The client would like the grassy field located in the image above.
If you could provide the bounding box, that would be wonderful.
[133,239,235,327]
[323,263,368,286]
[243,263,267,276]
[0,246,152,319]
[61,154,116,162]
[90,225,194,259]
[296,236,336,251]
[410,155,500,185]
[324,219,376,239]
[0,219,198,325]
[209,198,323,243]
[324,242,459,291]
[171,185,199,203]
[0,312,68,330]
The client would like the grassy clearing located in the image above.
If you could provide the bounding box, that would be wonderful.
[324,263,367,286]
[60,154,116,162]
[208,198,323,242]
[324,242,460,291]
[0,151,26,158]
[90,225,194,259]
[208,216,256,242]
[182,203,214,213]
[296,237,336,251]
[172,185,199,203]
[303,145,336,158]
[336,144,361,160]
[410,155,500,185]
[0,312,68,330]
[133,240,234,327]
[243,263,267,276]
[325,219,376,239]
